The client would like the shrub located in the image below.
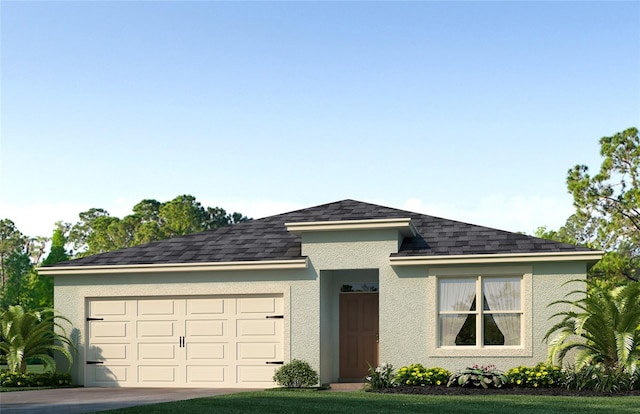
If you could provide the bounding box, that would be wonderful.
[448,364,508,389]
[562,364,640,393]
[545,280,640,374]
[272,359,318,388]
[0,305,75,373]
[0,371,72,388]
[506,363,562,388]
[365,363,395,390]
[394,364,450,387]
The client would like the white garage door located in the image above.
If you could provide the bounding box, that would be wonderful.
[85,295,284,388]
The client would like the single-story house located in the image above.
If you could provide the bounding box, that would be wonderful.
[39,199,602,388]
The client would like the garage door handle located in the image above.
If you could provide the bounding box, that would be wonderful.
[266,361,284,365]
[86,361,104,365]
[86,317,104,321]
[266,315,284,319]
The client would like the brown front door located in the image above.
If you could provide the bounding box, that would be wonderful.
[339,292,379,380]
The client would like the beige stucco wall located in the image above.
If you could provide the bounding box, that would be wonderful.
[54,225,590,386]
[384,261,587,372]
[54,267,318,386]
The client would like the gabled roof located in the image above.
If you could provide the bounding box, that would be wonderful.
[45,199,594,268]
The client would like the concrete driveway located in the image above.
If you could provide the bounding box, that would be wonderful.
[0,387,257,414]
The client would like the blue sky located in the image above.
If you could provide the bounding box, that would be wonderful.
[1,1,639,238]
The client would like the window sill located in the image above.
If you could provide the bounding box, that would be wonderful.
[430,346,530,358]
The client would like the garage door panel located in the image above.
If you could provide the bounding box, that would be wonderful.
[90,343,129,360]
[138,365,179,383]
[237,319,281,336]
[237,342,281,360]
[138,343,177,360]
[237,365,279,384]
[91,321,129,339]
[186,319,225,337]
[91,300,129,317]
[138,300,177,316]
[137,320,176,337]
[187,298,226,315]
[186,365,226,383]
[187,342,226,360]
[92,365,129,384]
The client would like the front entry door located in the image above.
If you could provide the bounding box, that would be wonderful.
[339,292,379,380]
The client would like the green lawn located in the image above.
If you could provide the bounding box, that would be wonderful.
[103,390,640,414]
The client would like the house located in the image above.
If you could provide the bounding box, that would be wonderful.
[39,199,602,388]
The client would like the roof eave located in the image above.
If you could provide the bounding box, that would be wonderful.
[38,258,309,275]
[285,218,418,237]
[389,251,604,266]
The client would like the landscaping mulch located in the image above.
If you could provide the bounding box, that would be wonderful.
[375,385,640,397]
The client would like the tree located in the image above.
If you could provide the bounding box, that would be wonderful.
[68,208,110,257]
[0,305,74,373]
[545,280,640,374]
[34,225,71,308]
[566,127,639,281]
[0,251,33,309]
[66,195,252,257]
[0,219,27,290]
[159,195,208,237]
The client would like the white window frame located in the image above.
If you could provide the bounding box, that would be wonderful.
[427,265,532,358]
[438,275,523,348]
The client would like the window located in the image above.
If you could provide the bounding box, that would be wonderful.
[438,276,521,347]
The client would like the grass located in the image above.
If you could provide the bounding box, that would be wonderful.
[102,390,640,414]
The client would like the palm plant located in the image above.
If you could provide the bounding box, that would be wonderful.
[544,280,640,374]
[0,305,74,373]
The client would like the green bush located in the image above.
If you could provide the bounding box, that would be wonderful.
[395,364,450,387]
[272,359,318,388]
[0,370,72,388]
[448,364,508,389]
[562,364,640,392]
[506,363,562,388]
[364,363,395,390]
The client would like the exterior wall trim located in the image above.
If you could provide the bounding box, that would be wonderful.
[389,251,603,266]
[39,258,309,275]
[285,218,417,237]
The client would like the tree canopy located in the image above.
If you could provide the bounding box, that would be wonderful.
[0,195,249,308]
[67,195,251,257]
[537,127,639,282]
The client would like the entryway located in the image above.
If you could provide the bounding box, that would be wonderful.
[319,269,379,384]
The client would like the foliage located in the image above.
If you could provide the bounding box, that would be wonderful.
[0,219,27,291]
[0,251,33,309]
[545,280,640,374]
[394,364,450,387]
[561,364,640,392]
[567,127,639,281]
[364,363,395,389]
[447,364,508,389]
[0,305,74,373]
[272,359,319,388]
[505,363,562,388]
[67,195,251,257]
[0,370,72,387]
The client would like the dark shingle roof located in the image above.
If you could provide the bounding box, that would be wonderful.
[47,199,592,267]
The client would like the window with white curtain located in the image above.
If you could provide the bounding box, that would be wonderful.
[438,276,522,347]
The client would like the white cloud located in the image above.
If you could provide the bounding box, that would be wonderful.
[201,199,306,220]
[1,195,574,239]
[401,195,575,234]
